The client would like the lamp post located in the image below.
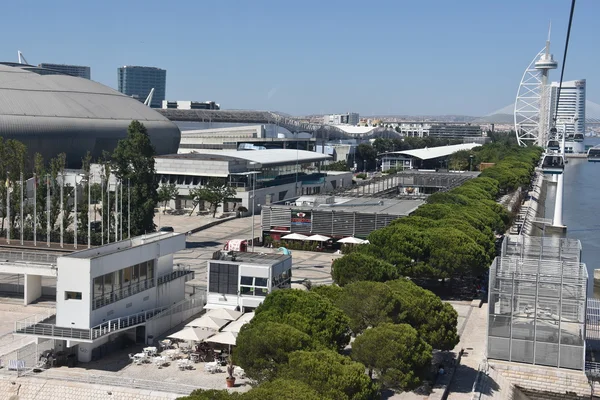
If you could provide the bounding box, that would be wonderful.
[469,155,474,171]
[248,162,262,253]
[74,174,86,249]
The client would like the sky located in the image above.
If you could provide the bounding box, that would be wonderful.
[1,0,598,117]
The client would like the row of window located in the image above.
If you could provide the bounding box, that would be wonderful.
[93,260,155,302]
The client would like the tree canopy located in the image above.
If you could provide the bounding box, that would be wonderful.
[332,252,398,286]
[352,323,432,390]
[189,178,237,217]
[111,120,158,235]
[252,289,351,351]
[233,321,313,382]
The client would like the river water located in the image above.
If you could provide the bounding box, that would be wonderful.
[544,138,600,296]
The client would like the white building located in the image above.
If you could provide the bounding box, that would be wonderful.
[324,113,359,126]
[206,252,292,312]
[380,143,481,171]
[14,232,196,363]
[154,149,353,214]
[161,100,220,110]
[548,79,586,153]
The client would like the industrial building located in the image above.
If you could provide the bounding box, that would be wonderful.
[0,63,180,167]
[162,100,220,110]
[38,63,91,79]
[206,252,292,312]
[118,66,166,108]
[379,143,481,171]
[261,195,423,241]
[154,149,353,214]
[13,232,197,363]
[323,112,360,126]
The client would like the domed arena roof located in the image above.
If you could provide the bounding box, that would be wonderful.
[0,63,180,167]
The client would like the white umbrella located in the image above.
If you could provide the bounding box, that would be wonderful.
[337,237,365,244]
[236,312,255,324]
[206,308,242,321]
[281,233,308,240]
[185,315,229,330]
[167,327,215,342]
[305,234,331,242]
[206,331,238,346]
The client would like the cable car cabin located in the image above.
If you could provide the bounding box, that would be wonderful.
[540,154,565,174]
[546,140,560,152]
[573,133,584,142]
[587,147,600,162]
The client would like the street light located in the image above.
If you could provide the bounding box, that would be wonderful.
[74,174,86,249]
[248,162,262,253]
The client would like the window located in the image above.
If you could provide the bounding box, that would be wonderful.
[65,291,82,300]
[240,276,270,297]
[209,263,239,295]
[241,276,253,285]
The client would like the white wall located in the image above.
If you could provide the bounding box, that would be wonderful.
[56,257,92,329]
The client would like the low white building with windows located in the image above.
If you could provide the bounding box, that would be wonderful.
[206,252,292,312]
[14,232,196,363]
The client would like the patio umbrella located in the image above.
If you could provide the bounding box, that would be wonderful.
[206,308,242,321]
[185,315,229,330]
[337,236,365,244]
[206,331,239,355]
[305,234,331,242]
[281,233,308,240]
[222,312,255,333]
[167,327,215,342]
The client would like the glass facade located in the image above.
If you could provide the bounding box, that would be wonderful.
[117,66,166,108]
[92,260,155,310]
[209,263,239,295]
[487,255,587,370]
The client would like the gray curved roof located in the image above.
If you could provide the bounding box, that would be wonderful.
[0,63,180,167]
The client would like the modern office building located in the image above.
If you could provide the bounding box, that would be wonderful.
[118,66,166,108]
[206,252,292,312]
[324,113,360,126]
[548,79,586,153]
[427,123,482,139]
[162,100,220,110]
[0,63,180,168]
[38,63,91,79]
[13,232,198,363]
[154,149,352,214]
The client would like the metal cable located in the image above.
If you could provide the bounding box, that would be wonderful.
[553,0,577,125]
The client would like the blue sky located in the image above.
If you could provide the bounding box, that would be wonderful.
[1,0,598,116]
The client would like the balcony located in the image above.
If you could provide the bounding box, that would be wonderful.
[92,278,155,310]
[157,266,194,285]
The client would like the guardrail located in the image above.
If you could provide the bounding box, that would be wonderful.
[13,309,55,332]
[92,278,155,310]
[157,266,194,285]
[90,306,169,339]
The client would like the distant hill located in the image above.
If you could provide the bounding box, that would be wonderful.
[472,113,513,124]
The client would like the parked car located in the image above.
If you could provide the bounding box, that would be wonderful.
[159,226,174,232]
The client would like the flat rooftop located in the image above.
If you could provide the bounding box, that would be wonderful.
[156,149,331,166]
[380,143,481,160]
[271,196,424,216]
[64,232,185,259]
[215,251,291,265]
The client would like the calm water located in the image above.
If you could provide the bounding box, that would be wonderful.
[545,138,600,295]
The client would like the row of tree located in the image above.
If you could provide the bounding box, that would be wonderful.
[332,144,542,283]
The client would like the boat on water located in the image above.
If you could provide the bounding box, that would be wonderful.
[587,146,600,162]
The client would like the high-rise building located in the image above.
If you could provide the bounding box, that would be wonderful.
[117,66,166,108]
[548,79,586,137]
[38,63,91,79]
[323,113,359,126]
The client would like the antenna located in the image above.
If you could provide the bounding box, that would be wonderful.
[17,51,28,65]
[144,88,155,107]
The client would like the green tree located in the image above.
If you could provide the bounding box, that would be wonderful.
[283,350,379,400]
[324,160,350,171]
[352,323,432,390]
[0,138,27,237]
[189,178,236,217]
[356,143,377,171]
[332,253,398,286]
[177,389,240,400]
[310,284,345,304]
[242,379,322,400]
[157,182,179,213]
[111,120,158,235]
[233,321,313,382]
[387,279,459,350]
[253,289,351,351]
[336,281,403,334]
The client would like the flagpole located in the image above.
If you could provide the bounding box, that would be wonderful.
[60,172,64,248]
[33,173,37,246]
[88,171,91,249]
[101,174,104,246]
[115,179,118,242]
[120,180,123,241]
[107,176,110,244]
[74,177,78,249]
[20,172,23,246]
[128,178,131,239]
[6,174,10,245]
[46,174,50,248]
